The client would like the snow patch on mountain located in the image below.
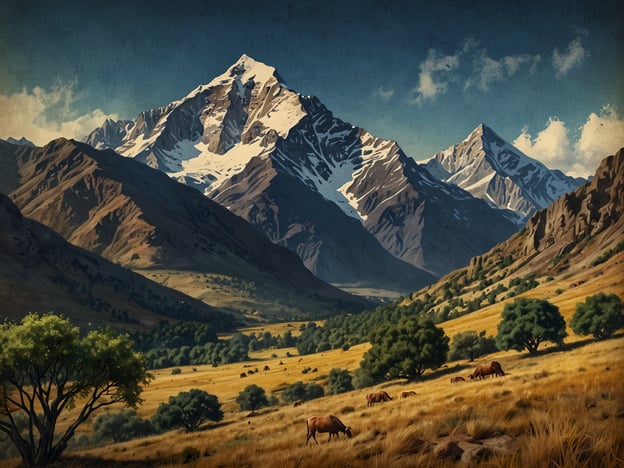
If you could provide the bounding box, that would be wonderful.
[421,123,585,223]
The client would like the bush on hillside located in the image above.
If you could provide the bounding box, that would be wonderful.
[327,368,354,395]
[152,389,223,433]
[449,330,498,362]
[93,410,155,443]
[571,293,624,340]
[236,384,269,411]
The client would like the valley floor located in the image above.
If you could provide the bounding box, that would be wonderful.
[3,333,623,467]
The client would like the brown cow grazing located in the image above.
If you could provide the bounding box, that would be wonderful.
[263,365,271,372]
[469,361,505,380]
[400,391,417,398]
[293,399,304,407]
[366,390,393,406]
[451,376,466,383]
[306,415,352,445]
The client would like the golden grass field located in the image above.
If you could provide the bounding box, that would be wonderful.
[25,333,621,468]
[1,256,623,467]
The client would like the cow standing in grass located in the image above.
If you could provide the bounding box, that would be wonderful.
[366,390,393,406]
[469,361,505,380]
[305,415,352,445]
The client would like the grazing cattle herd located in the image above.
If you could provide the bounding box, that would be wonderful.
[235,359,506,446]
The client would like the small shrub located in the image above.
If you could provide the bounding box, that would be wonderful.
[171,368,182,375]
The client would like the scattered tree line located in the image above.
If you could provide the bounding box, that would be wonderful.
[2,293,622,465]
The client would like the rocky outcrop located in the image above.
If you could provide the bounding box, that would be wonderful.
[521,148,623,259]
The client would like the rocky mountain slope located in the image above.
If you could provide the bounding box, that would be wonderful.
[406,148,624,321]
[422,124,585,224]
[0,138,371,321]
[86,54,518,284]
[0,194,237,331]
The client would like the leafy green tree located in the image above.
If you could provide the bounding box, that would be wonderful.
[304,383,324,400]
[571,293,624,340]
[0,313,150,466]
[282,381,307,403]
[496,298,567,354]
[281,381,324,403]
[152,389,223,433]
[327,368,353,395]
[449,330,498,362]
[92,410,155,443]
[236,384,268,411]
[359,316,450,381]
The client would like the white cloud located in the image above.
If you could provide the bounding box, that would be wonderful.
[412,49,460,105]
[575,105,624,168]
[0,82,117,146]
[466,52,539,91]
[513,117,572,167]
[374,86,395,101]
[552,37,588,77]
[513,105,624,177]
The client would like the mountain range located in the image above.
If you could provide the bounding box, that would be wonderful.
[0,192,237,331]
[86,54,525,287]
[406,148,624,318]
[0,138,371,322]
[421,123,586,224]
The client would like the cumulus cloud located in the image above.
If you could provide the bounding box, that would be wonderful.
[412,49,460,105]
[552,37,588,77]
[0,81,117,146]
[513,105,624,177]
[575,105,624,167]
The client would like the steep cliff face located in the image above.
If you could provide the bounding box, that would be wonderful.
[521,148,623,262]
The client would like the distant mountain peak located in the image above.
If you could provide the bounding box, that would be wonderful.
[422,124,585,223]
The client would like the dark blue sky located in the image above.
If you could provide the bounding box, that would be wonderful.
[1,0,622,176]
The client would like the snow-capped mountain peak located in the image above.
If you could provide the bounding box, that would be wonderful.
[421,123,585,223]
[85,56,519,287]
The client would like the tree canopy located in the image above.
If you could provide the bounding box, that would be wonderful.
[359,316,449,381]
[152,389,223,433]
[0,313,151,466]
[448,330,498,362]
[236,384,268,412]
[496,298,567,354]
[92,410,155,444]
[571,293,624,340]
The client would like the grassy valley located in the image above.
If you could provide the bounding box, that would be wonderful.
[3,328,621,467]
